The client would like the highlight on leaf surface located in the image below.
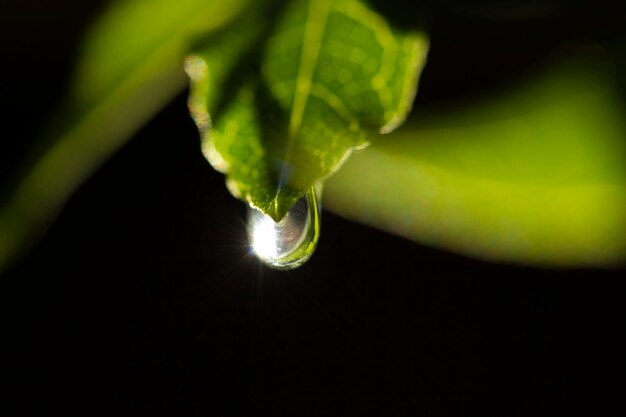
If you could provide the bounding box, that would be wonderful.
[186,0,429,221]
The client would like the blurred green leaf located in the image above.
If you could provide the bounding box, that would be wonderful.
[325,66,626,267]
[187,0,428,221]
[0,0,250,273]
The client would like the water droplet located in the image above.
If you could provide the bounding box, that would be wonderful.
[248,187,320,270]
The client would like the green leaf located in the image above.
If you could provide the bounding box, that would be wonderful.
[325,66,626,267]
[0,0,250,273]
[187,0,429,221]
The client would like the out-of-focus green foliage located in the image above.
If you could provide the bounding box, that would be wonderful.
[187,0,428,221]
[1,0,624,274]
[325,66,626,267]
[0,0,250,272]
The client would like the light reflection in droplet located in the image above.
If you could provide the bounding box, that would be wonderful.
[248,187,320,270]
[250,213,279,259]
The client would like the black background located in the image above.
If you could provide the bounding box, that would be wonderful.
[1,1,624,415]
